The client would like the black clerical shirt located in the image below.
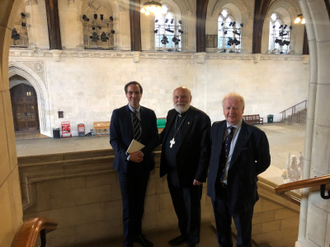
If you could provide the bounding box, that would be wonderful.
[163,109,189,169]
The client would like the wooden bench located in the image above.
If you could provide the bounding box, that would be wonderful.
[94,121,110,137]
[242,114,263,125]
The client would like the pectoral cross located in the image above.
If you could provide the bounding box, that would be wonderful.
[170,138,175,148]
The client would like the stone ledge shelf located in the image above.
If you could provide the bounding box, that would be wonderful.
[9,48,307,62]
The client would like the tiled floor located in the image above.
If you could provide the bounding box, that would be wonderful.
[15,122,306,170]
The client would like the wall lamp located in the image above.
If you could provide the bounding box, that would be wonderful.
[294,14,305,24]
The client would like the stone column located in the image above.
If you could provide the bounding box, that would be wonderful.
[196,0,208,53]
[297,0,330,246]
[45,0,62,50]
[252,0,271,54]
[0,1,24,246]
[129,0,141,51]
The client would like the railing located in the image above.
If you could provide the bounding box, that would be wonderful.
[275,174,330,199]
[280,99,307,124]
[11,217,58,247]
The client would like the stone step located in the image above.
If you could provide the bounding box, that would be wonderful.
[283,109,307,125]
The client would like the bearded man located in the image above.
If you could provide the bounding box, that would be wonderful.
[159,86,211,247]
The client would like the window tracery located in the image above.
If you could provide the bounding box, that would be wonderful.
[268,13,292,54]
[154,5,183,52]
[11,10,29,48]
[81,1,115,50]
[218,9,242,53]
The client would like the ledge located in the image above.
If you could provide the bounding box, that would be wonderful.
[9,48,307,62]
[18,148,162,211]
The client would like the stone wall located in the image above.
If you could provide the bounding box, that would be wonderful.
[20,150,214,246]
[253,179,300,247]
[20,149,299,247]
[8,0,309,138]
[9,51,310,137]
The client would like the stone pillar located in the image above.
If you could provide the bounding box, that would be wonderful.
[0,1,24,246]
[196,0,208,53]
[252,0,271,54]
[45,0,62,50]
[297,0,330,246]
[129,0,141,51]
[302,27,309,55]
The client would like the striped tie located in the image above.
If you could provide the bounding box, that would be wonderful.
[224,126,235,159]
[220,126,235,180]
[133,111,141,142]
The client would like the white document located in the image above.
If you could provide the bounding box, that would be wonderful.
[126,139,145,154]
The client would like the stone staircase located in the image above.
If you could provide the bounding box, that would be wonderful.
[283,109,307,125]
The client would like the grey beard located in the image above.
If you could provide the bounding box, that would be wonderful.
[174,103,190,114]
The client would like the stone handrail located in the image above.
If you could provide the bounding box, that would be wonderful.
[11,217,58,247]
[275,174,330,198]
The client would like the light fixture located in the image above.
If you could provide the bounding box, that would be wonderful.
[294,14,305,24]
[140,1,162,16]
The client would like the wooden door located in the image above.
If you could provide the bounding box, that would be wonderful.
[10,84,39,131]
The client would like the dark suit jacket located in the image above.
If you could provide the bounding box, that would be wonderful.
[110,105,159,174]
[207,120,271,214]
[160,106,211,187]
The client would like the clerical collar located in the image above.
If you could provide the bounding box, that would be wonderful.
[128,104,140,113]
[176,107,190,118]
[226,119,242,129]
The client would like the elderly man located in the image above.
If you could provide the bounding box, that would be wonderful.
[160,86,211,247]
[207,93,271,247]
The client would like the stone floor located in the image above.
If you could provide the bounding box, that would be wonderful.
[15,122,306,171]
[101,222,221,247]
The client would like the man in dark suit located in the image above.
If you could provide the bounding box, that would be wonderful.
[207,93,271,247]
[110,81,159,247]
[160,86,211,247]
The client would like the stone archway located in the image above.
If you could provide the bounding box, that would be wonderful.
[296,0,330,246]
[8,62,51,136]
[0,1,24,246]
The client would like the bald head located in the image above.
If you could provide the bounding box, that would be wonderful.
[173,87,192,114]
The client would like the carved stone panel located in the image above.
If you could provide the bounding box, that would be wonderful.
[206,34,218,48]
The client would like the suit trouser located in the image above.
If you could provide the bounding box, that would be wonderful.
[118,168,150,245]
[167,172,202,245]
[212,184,253,247]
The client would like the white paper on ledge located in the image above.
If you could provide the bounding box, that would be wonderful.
[126,139,145,154]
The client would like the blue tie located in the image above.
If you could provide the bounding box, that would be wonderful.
[224,126,235,159]
[220,126,235,180]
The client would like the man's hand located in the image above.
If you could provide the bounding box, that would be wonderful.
[129,151,143,163]
[193,179,203,186]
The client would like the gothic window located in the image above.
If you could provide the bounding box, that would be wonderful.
[218,9,242,53]
[154,5,183,52]
[268,13,291,54]
[11,11,29,47]
[81,1,115,50]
